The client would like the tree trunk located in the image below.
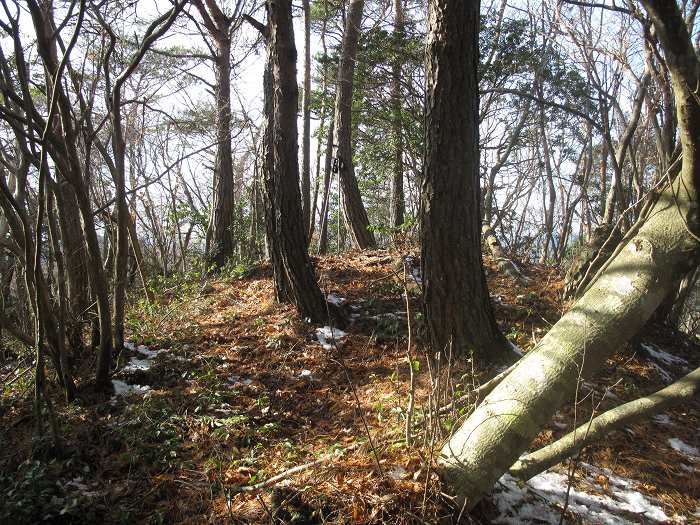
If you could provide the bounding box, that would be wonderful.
[318,115,335,255]
[333,0,376,249]
[438,1,700,509]
[511,365,700,480]
[390,0,405,232]
[266,0,328,323]
[421,0,509,360]
[193,0,235,269]
[301,0,312,240]
[209,35,235,268]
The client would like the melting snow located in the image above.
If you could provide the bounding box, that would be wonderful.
[136,345,165,359]
[641,343,688,367]
[316,326,348,350]
[493,464,677,524]
[123,357,152,372]
[326,293,346,306]
[652,414,674,426]
[111,380,150,397]
[403,256,422,285]
[668,438,699,460]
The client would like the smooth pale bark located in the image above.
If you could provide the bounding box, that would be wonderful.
[421,0,509,360]
[511,365,700,480]
[438,0,700,510]
[390,0,405,232]
[333,0,376,249]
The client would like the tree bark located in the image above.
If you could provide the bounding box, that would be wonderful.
[194,0,236,269]
[421,0,509,360]
[265,0,328,323]
[511,365,700,480]
[332,0,376,249]
[438,1,700,509]
[390,0,405,232]
[301,0,312,240]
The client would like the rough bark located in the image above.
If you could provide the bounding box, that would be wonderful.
[438,1,700,509]
[301,0,312,239]
[390,0,405,232]
[511,365,700,480]
[420,0,509,360]
[194,0,236,269]
[318,115,335,255]
[265,0,328,322]
[332,0,376,249]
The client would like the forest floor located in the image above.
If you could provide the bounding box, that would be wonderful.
[1,249,699,524]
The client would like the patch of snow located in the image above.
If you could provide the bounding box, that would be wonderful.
[493,464,676,524]
[123,357,152,372]
[641,343,688,367]
[403,256,422,285]
[315,326,348,350]
[299,369,313,379]
[227,375,253,387]
[650,362,673,383]
[123,341,136,351]
[136,345,165,359]
[652,414,674,426]
[326,293,346,306]
[111,380,150,397]
[668,438,699,460]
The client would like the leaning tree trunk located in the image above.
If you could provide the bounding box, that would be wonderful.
[510,365,700,480]
[438,0,700,510]
[421,0,509,361]
[333,0,376,249]
[266,0,328,323]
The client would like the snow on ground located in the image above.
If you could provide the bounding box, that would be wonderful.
[492,463,680,524]
[111,380,151,397]
[652,414,675,426]
[326,293,346,306]
[123,357,152,372]
[668,438,699,460]
[403,255,422,285]
[641,343,688,367]
[315,326,348,350]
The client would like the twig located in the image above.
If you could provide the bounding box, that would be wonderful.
[403,263,416,446]
[230,442,362,493]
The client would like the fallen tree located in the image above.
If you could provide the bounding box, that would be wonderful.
[438,0,700,511]
[510,365,700,480]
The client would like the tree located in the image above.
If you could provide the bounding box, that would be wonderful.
[390,0,405,232]
[258,0,328,323]
[192,0,244,269]
[420,0,509,360]
[332,0,376,249]
[438,0,700,510]
[301,0,312,240]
